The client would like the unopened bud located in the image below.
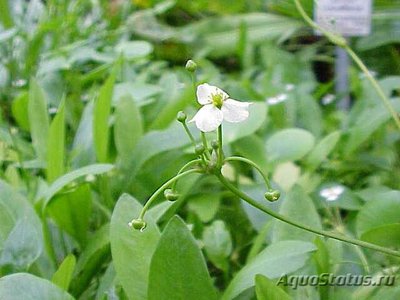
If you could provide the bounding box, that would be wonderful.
[211,140,219,150]
[185,60,197,72]
[264,190,281,202]
[195,144,205,155]
[177,111,187,123]
[128,219,147,231]
[164,188,179,201]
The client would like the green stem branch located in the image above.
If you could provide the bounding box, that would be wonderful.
[217,125,223,167]
[216,173,400,258]
[182,122,196,146]
[171,159,202,190]
[224,156,272,190]
[201,132,211,159]
[137,169,199,220]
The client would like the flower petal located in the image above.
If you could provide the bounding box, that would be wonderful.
[221,99,251,123]
[196,83,229,105]
[190,104,223,132]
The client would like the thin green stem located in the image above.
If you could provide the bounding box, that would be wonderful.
[171,159,202,190]
[345,46,400,130]
[201,132,211,159]
[224,156,272,190]
[190,73,196,95]
[137,169,199,220]
[217,125,223,167]
[293,0,400,131]
[182,122,196,146]
[216,173,400,257]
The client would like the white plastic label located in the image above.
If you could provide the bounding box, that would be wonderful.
[314,0,372,36]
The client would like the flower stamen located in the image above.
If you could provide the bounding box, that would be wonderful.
[211,93,225,108]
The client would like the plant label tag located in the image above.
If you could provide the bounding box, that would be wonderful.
[314,0,372,36]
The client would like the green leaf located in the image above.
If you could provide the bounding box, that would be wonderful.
[110,194,160,300]
[114,95,143,164]
[344,104,392,155]
[187,194,220,222]
[356,193,400,237]
[11,91,30,131]
[47,99,65,182]
[0,217,42,271]
[42,164,114,210]
[125,122,191,182]
[222,240,316,300]
[52,254,76,291]
[47,184,92,246]
[0,181,43,271]
[266,128,315,163]
[28,78,50,162]
[148,216,218,300]
[360,223,400,249]
[306,131,341,171]
[115,41,153,59]
[273,185,322,242]
[255,274,292,300]
[223,102,267,143]
[93,73,115,162]
[203,220,232,271]
[0,273,74,300]
[71,224,110,297]
[0,0,14,28]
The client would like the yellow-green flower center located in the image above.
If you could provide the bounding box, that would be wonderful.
[211,93,224,108]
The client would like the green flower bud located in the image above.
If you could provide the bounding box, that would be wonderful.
[195,144,205,155]
[164,188,179,201]
[264,190,281,202]
[177,111,187,123]
[128,219,147,231]
[211,140,219,150]
[185,60,197,72]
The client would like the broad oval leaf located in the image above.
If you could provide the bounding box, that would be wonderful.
[0,273,74,300]
[360,223,400,249]
[222,240,316,300]
[110,194,160,300]
[115,41,153,59]
[148,216,218,300]
[266,128,315,163]
[356,194,400,237]
[0,181,43,271]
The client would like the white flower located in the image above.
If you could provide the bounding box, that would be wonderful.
[48,107,58,114]
[321,94,335,105]
[285,84,295,91]
[320,185,345,201]
[190,83,251,132]
[266,93,288,105]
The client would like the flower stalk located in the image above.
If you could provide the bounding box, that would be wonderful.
[216,172,400,258]
[131,169,199,224]
[128,65,400,259]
